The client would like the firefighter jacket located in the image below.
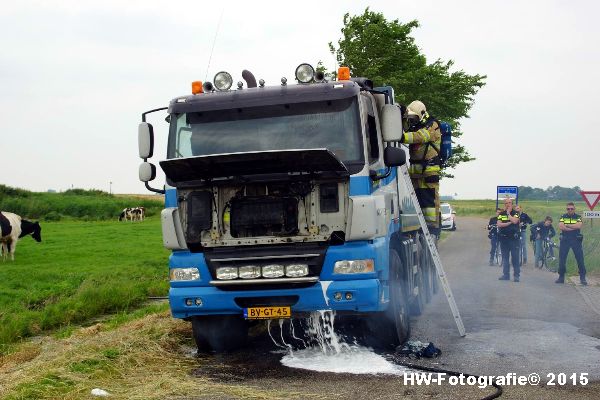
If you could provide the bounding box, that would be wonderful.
[403,116,442,178]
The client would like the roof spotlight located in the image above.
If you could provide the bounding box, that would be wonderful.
[295,63,315,84]
[213,71,233,91]
[314,70,325,83]
[202,81,214,92]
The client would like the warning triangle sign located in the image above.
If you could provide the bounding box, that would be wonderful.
[580,191,600,210]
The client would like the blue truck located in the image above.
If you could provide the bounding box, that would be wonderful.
[137,64,437,352]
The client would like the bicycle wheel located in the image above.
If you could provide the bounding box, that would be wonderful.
[495,245,501,265]
[545,243,558,272]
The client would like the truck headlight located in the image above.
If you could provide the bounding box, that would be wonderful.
[285,264,309,277]
[262,264,285,278]
[333,259,375,274]
[170,267,201,281]
[239,265,261,279]
[216,267,238,280]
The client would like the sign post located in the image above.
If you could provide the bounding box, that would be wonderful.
[580,191,600,228]
[496,186,519,209]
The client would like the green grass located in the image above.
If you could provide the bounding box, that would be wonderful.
[0,218,170,353]
[451,199,600,276]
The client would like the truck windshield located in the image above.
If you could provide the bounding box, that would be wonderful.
[167,97,363,167]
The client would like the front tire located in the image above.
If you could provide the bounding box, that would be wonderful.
[388,249,411,344]
[363,249,410,350]
[191,315,249,353]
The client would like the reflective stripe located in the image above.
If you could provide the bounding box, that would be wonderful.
[417,128,431,142]
[409,164,441,175]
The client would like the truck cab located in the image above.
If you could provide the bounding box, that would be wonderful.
[138,65,437,352]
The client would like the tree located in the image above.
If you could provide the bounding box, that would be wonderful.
[329,9,486,176]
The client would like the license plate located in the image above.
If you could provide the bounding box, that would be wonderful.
[244,306,291,320]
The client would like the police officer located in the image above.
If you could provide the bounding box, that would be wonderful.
[515,205,532,265]
[556,202,587,285]
[497,198,521,282]
[487,208,502,266]
[402,100,442,236]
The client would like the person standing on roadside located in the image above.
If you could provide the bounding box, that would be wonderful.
[497,198,521,282]
[532,216,556,267]
[556,202,587,285]
[515,205,533,265]
[487,208,502,266]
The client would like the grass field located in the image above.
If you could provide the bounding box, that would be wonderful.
[0,217,170,353]
[450,200,600,275]
[0,185,163,221]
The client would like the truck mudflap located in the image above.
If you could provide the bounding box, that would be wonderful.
[169,279,385,319]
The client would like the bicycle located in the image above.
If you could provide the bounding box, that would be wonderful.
[494,240,502,265]
[488,226,501,266]
[539,237,559,272]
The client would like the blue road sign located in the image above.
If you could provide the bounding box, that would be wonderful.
[496,186,519,209]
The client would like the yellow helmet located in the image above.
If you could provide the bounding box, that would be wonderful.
[407,100,427,120]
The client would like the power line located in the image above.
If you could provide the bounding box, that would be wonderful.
[205,7,225,82]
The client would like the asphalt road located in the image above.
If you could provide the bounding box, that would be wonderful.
[189,217,600,400]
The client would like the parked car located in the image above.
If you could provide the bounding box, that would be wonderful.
[441,203,456,230]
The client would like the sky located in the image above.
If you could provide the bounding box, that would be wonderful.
[1,0,599,199]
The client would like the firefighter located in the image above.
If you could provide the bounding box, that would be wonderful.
[402,100,442,236]
[497,197,521,282]
[556,202,587,285]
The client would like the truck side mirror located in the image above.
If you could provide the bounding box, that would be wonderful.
[139,162,156,182]
[138,122,154,159]
[384,146,406,167]
[381,104,403,142]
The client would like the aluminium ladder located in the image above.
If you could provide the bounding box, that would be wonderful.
[397,163,466,337]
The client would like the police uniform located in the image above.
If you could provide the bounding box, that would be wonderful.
[497,209,521,280]
[487,215,499,265]
[557,213,586,284]
[518,212,532,264]
[403,114,441,233]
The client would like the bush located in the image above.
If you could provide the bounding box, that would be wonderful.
[44,211,63,222]
[0,185,163,221]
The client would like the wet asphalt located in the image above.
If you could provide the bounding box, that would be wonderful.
[187,217,600,399]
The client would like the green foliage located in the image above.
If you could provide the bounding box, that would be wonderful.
[0,218,169,352]
[0,185,162,220]
[329,8,486,176]
[519,185,582,201]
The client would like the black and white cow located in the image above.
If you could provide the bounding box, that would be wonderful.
[0,211,42,261]
[119,207,145,222]
[118,208,133,221]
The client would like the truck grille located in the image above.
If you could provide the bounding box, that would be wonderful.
[204,243,326,289]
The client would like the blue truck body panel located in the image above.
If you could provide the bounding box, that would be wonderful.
[168,237,393,318]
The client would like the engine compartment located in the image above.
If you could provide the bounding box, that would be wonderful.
[177,179,348,249]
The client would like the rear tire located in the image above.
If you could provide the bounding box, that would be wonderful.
[410,239,426,316]
[191,315,249,353]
